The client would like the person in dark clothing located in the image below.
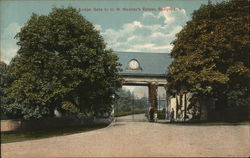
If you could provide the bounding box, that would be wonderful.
[149,107,154,122]
[170,108,175,122]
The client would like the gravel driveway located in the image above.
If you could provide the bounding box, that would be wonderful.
[1,119,249,157]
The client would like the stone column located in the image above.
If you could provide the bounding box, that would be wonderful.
[148,82,158,121]
[164,85,170,120]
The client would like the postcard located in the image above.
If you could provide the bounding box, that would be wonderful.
[1,0,249,157]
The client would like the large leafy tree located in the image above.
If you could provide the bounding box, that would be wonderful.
[0,62,11,119]
[0,62,8,106]
[0,61,23,119]
[166,0,250,120]
[7,7,122,119]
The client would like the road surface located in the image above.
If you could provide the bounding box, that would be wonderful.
[1,119,249,157]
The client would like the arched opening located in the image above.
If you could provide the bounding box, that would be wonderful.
[113,51,172,122]
[114,85,148,122]
[114,85,168,122]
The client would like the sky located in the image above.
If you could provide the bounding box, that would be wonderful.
[0,0,224,98]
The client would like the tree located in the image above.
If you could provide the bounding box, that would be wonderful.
[0,61,23,119]
[115,89,148,115]
[166,0,250,121]
[0,62,8,105]
[0,61,10,119]
[6,7,122,120]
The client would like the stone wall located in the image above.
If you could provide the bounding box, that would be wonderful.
[1,120,22,132]
[168,93,212,121]
[169,93,192,121]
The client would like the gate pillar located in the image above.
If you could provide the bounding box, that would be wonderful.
[148,82,158,121]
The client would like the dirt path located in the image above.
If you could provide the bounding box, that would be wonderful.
[1,121,249,157]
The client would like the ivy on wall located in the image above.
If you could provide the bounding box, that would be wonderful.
[148,83,158,113]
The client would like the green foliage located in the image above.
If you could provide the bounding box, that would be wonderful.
[166,0,250,120]
[0,62,8,106]
[148,83,158,110]
[6,7,122,120]
[114,109,146,117]
[115,89,148,113]
[61,101,80,114]
[0,61,22,119]
[0,62,10,119]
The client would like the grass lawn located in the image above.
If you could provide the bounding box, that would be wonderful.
[114,110,147,117]
[1,123,109,144]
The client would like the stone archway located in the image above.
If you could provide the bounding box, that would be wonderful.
[122,76,167,122]
[114,51,172,122]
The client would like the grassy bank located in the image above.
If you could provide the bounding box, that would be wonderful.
[1,123,109,144]
[114,110,147,117]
